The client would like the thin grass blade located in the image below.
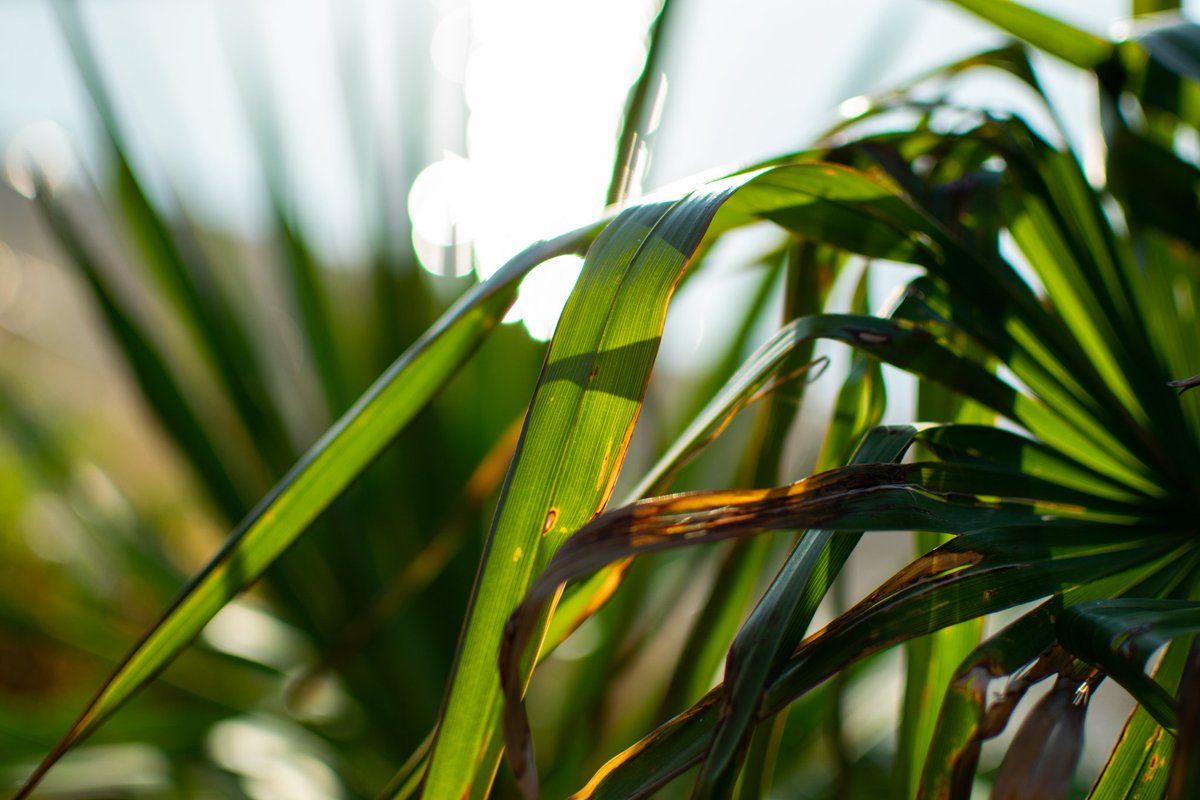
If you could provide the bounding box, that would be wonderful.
[54,0,296,470]
[29,179,249,520]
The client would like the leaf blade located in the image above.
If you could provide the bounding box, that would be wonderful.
[12,226,597,800]
[944,0,1114,68]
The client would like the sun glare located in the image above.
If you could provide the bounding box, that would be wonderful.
[4,120,74,199]
[408,153,478,278]
[408,0,655,340]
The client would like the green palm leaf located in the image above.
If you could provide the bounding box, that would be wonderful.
[424,160,1003,796]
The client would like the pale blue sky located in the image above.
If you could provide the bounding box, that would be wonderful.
[4,0,1189,261]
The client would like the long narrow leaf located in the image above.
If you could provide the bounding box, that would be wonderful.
[423,197,691,799]
[693,425,911,798]
[12,224,598,799]
[943,0,1113,68]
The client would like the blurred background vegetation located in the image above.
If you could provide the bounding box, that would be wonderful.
[1,0,1195,797]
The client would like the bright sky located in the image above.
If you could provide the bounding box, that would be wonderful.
[1,0,1196,340]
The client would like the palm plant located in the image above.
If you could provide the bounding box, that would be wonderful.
[7,0,1200,798]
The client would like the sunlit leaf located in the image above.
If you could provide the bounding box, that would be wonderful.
[944,0,1113,68]
[12,224,599,799]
